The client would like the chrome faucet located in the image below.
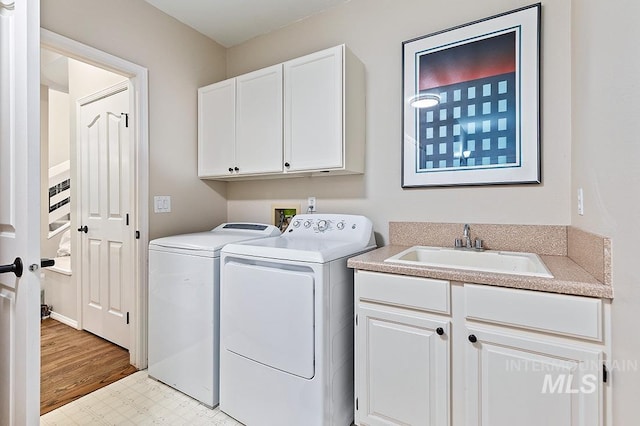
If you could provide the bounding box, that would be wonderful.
[463,224,472,248]
[455,223,484,251]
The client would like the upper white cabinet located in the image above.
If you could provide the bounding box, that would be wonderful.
[198,64,283,177]
[198,45,365,180]
[284,45,364,174]
[198,78,235,177]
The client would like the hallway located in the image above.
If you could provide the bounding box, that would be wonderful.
[41,318,137,415]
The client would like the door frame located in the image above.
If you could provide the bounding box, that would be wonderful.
[41,29,149,368]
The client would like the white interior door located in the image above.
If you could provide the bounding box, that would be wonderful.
[0,0,41,424]
[78,83,132,349]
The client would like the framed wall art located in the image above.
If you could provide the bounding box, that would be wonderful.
[402,4,541,187]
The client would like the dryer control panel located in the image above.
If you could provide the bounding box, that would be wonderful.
[286,214,374,244]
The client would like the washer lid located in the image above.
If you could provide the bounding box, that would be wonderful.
[149,223,280,255]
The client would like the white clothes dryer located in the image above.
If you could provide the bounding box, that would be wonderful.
[219,214,376,426]
[148,223,280,407]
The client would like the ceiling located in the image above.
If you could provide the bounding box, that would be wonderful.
[145,0,350,48]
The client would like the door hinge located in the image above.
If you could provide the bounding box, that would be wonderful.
[355,314,358,326]
[356,398,358,410]
[126,312,130,324]
[126,213,129,226]
[603,364,608,383]
[135,230,140,239]
[121,113,129,127]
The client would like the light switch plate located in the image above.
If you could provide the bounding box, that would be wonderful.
[577,188,584,216]
[154,195,171,213]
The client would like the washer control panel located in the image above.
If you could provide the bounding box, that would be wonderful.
[286,214,370,241]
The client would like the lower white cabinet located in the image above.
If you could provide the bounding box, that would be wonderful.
[355,303,450,426]
[464,327,603,426]
[354,271,610,426]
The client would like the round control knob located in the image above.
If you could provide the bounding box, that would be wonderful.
[304,220,312,228]
[468,334,477,343]
[317,220,328,231]
[336,222,345,230]
[292,220,301,228]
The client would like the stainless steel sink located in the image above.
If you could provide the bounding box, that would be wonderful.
[384,246,553,278]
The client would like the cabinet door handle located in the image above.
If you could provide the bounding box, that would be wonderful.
[234,166,239,172]
[436,327,444,336]
[468,334,477,343]
[228,167,233,173]
[284,162,290,168]
[77,225,88,233]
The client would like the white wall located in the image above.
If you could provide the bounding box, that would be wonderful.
[40,87,53,258]
[571,0,640,422]
[225,0,572,243]
[41,0,229,241]
[48,89,70,168]
[41,88,71,259]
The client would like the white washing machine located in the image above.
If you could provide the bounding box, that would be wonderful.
[148,223,280,407]
[219,214,376,426]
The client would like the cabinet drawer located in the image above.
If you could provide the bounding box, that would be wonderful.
[465,284,602,341]
[356,270,450,314]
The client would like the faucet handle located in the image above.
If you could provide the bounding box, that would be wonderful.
[454,238,463,248]
[474,238,484,250]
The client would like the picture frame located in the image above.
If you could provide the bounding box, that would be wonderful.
[402,4,541,187]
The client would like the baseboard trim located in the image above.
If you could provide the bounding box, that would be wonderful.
[50,311,79,329]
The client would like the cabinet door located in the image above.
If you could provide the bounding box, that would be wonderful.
[198,79,236,177]
[236,64,283,175]
[465,327,603,426]
[356,303,450,426]
[284,45,343,172]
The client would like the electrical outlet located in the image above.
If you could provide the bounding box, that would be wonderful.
[307,196,316,213]
[577,188,584,216]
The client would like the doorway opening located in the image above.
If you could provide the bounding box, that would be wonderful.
[39,29,149,410]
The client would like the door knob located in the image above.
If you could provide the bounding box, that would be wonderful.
[468,334,478,343]
[77,225,88,233]
[0,257,23,278]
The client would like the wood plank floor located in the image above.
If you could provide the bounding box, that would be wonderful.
[40,318,138,415]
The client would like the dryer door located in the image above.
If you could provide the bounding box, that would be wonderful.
[222,261,315,379]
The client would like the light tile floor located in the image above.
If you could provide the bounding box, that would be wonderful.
[40,370,243,425]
